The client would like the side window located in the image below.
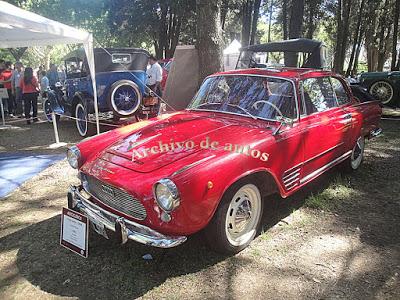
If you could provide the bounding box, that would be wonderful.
[302,77,337,114]
[331,77,350,105]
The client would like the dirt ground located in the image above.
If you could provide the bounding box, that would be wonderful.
[0,118,399,300]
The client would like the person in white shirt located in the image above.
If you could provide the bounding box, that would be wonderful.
[40,71,49,98]
[11,62,24,117]
[146,55,163,96]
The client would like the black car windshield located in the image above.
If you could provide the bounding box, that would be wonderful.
[188,75,297,121]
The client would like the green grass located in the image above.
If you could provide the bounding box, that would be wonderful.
[304,175,356,210]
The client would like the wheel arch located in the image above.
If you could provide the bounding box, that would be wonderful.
[218,169,281,206]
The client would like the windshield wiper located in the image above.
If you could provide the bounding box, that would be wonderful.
[195,102,222,109]
[226,104,258,120]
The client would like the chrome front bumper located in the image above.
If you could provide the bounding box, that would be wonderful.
[67,185,187,248]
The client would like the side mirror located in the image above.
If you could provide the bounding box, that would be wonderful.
[273,117,294,136]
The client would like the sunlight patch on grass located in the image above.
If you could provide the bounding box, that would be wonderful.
[305,175,358,210]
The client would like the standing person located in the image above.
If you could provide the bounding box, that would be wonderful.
[146,55,163,97]
[0,62,15,117]
[11,62,24,118]
[20,67,39,124]
[37,66,43,82]
[40,71,49,98]
[47,64,59,89]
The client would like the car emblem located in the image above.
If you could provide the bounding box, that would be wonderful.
[101,185,115,197]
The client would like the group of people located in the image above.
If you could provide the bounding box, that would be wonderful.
[0,60,60,124]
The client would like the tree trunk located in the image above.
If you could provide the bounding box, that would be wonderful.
[286,0,305,67]
[377,0,390,71]
[333,0,343,72]
[241,0,253,46]
[306,1,315,39]
[391,0,400,70]
[196,0,223,83]
[282,0,288,39]
[8,48,27,61]
[250,0,262,45]
[267,0,274,42]
[346,0,365,76]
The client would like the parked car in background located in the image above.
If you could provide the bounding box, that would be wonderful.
[160,58,173,91]
[358,71,400,106]
[44,48,162,136]
[66,66,382,254]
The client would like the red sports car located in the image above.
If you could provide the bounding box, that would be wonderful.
[66,68,382,254]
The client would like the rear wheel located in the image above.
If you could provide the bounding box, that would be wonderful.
[204,181,263,254]
[342,136,365,172]
[369,81,394,105]
[75,101,94,137]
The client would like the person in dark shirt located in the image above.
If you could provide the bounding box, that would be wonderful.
[47,63,59,88]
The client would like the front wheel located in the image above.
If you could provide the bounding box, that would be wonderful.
[204,181,263,254]
[75,101,94,137]
[43,98,60,123]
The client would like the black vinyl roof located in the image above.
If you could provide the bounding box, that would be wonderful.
[240,38,322,53]
[63,48,150,61]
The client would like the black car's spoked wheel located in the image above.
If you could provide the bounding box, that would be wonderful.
[370,81,394,105]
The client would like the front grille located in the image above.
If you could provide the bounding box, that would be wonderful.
[83,175,147,220]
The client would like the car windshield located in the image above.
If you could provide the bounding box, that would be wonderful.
[188,75,297,121]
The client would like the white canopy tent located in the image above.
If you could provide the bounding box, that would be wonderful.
[0,0,100,135]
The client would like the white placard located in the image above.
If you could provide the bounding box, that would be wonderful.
[60,207,89,258]
[0,88,9,99]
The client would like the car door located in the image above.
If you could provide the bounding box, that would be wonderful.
[330,76,360,153]
[299,76,349,184]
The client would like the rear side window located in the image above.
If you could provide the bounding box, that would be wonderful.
[331,77,350,105]
[302,77,337,114]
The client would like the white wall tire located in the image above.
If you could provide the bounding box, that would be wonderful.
[369,81,394,105]
[204,181,263,254]
[110,80,141,117]
[75,102,88,137]
[350,136,365,170]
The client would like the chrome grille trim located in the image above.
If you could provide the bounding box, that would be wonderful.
[82,175,147,220]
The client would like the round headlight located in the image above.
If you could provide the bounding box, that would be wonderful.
[67,146,81,169]
[153,179,180,212]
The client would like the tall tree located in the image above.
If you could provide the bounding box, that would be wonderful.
[391,0,400,70]
[333,0,352,73]
[196,0,223,83]
[285,0,304,67]
[346,0,366,76]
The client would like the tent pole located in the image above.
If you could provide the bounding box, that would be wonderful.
[51,112,60,144]
[0,98,5,126]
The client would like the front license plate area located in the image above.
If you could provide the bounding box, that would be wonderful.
[89,217,109,239]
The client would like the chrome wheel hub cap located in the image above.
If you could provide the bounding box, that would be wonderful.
[225,184,262,246]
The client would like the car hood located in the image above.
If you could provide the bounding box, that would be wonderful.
[100,111,274,173]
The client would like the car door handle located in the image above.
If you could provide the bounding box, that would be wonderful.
[343,114,352,120]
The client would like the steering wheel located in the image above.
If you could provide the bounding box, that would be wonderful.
[252,100,284,119]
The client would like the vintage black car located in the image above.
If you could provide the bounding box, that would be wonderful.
[44,48,161,136]
[358,71,400,106]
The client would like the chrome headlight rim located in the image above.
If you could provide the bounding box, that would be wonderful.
[67,146,81,169]
[153,178,180,213]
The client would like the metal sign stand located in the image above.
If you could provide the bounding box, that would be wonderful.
[48,112,67,149]
[0,96,11,129]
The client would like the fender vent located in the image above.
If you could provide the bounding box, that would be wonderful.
[282,167,301,191]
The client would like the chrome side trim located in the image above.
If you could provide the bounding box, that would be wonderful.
[68,185,187,248]
[284,142,344,175]
[171,155,216,176]
[300,150,352,184]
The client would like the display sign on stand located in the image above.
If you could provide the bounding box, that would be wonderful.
[60,207,89,258]
[0,88,9,127]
